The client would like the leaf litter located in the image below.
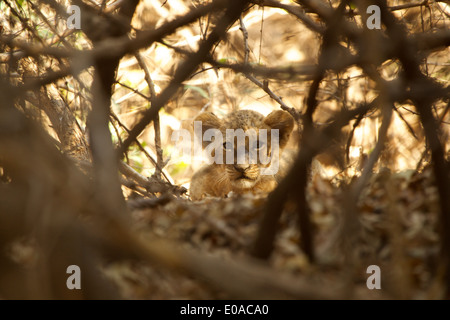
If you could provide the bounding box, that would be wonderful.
[101,164,444,299]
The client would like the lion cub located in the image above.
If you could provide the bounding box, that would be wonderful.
[189,109,294,200]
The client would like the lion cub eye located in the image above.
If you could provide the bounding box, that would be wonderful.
[251,140,265,151]
[223,141,233,151]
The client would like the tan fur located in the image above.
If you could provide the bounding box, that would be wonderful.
[190,109,294,200]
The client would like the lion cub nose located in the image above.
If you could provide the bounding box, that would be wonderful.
[234,164,250,173]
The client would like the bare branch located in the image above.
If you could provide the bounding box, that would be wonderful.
[238,17,301,121]
[135,53,165,181]
[119,0,251,155]
[255,0,324,33]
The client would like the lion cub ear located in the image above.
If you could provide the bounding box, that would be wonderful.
[263,110,294,148]
[194,112,223,148]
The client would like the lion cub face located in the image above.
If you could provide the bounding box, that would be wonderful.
[195,109,294,192]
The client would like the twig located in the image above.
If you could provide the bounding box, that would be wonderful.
[23,85,91,161]
[238,17,301,121]
[338,103,393,291]
[388,1,431,11]
[239,16,250,64]
[353,106,393,195]
[109,111,174,185]
[439,101,450,124]
[83,0,141,221]
[92,218,372,299]
[119,161,184,194]
[345,112,365,163]
[250,98,376,260]
[258,5,264,65]
[3,0,70,74]
[342,1,433,16]
[25,0,73,50]
[135,52,165,180]
[109,114,129,164]
[393,105,419,140]
[116,81,152,100]
[156,42,317,81]
[127,194,173,209]
[378,0,450,297]
[252,1,354,263]
[291,70,325,263]
[292,0,352,261]
[255,0,324,33]
[4,1,226,92]
[119,0,251,155]
[120,161,154,187]
[4,0,46,46]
